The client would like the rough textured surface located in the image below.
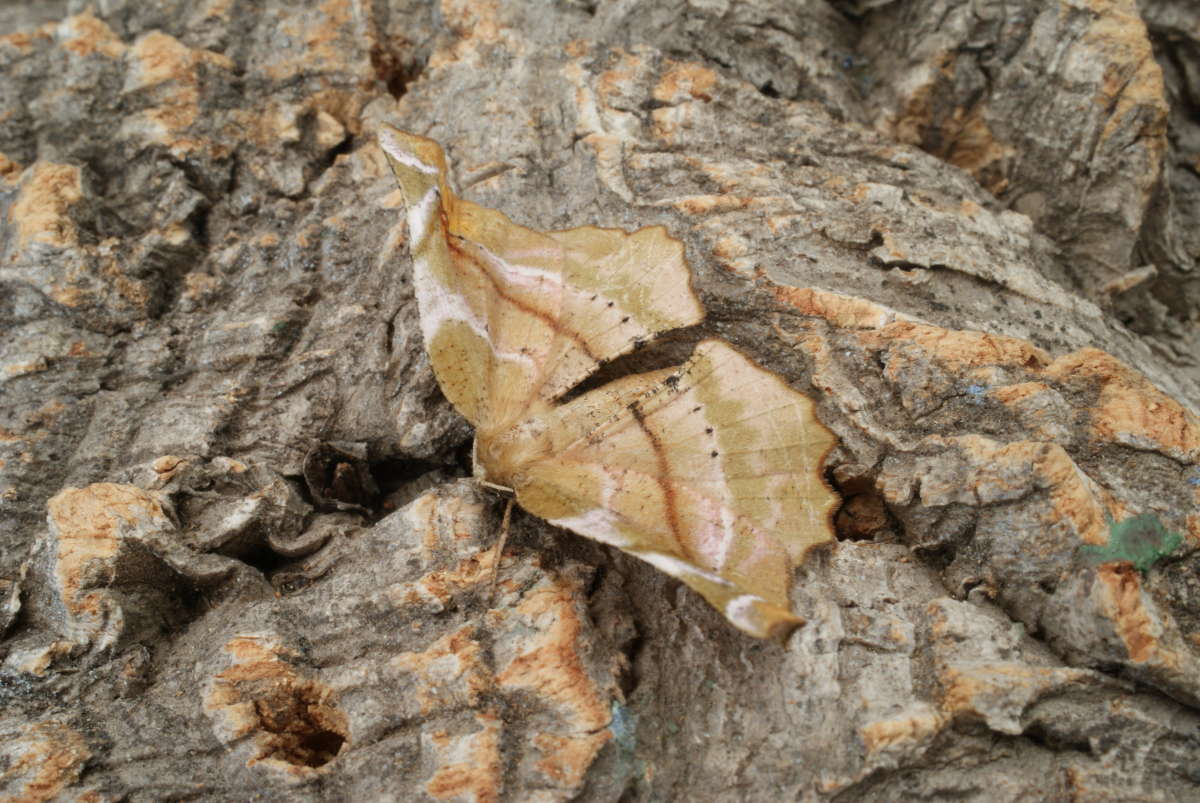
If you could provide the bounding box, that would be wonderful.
[1,1,1198,800]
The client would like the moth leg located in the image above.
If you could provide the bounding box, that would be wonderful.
[486,496,515,605]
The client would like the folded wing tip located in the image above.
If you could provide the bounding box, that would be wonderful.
[725,594,807,641]
[378,124,446,178]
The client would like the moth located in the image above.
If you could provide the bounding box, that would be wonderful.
[379,125,838,639]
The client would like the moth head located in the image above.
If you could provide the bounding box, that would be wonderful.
[476,418,552,488]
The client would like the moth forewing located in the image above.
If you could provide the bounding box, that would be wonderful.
[380,124,839,639]
[509,340,837,639]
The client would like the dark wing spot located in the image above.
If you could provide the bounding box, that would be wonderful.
[710,450,719,458]
[705,427,713,434]
[621,316,630,323]
[607,301,615,308]
[691,406,702,413]
[664,375,680,390]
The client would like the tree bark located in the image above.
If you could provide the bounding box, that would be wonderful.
[1,1,1198,800]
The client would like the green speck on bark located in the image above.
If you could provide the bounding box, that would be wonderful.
[1079,513,1184,574]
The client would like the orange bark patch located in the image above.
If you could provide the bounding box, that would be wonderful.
[0,720,91,803]
[596,51,644,103]
[1041,463,1111,548]
[205,635,348,773]
[130,30,233,86]
[392,626,492,716]
[1045,348,1200,462]
[5,360,48,377]
[57,12,125,59]
[988,381,1048,405]
[151,455,187,478]
[419,551,494,600]
[424,711,503,802]
[653,63,717,103]
[885,48,954,146]
[1095,564,1158,665]
[379,188,406,210]
[915,437,1111,548]
[531,730,610,785]
[127,32,231,144]
[672,195,755,215]
[1082,0,1167,148]
[859,708,945,753]
[182,271,219,302]
[935,108,1013,195]
[442,0,503,43]
[0,152,20,183]
[0,31,40,54]
[873,321,1051,372]
[387,550,497,609]
[411,492,450,556]
[495,578,612,787]
[405,491,490,558]
[710,234,750,267]
[46,483,167,613]
[8,162,83,250]
[936,661,1096,728]
[202,0,236,18]
[304,0,357,69]
[772,285,899,330]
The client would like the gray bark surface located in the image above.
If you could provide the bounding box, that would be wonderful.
[1,1,1198,800]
